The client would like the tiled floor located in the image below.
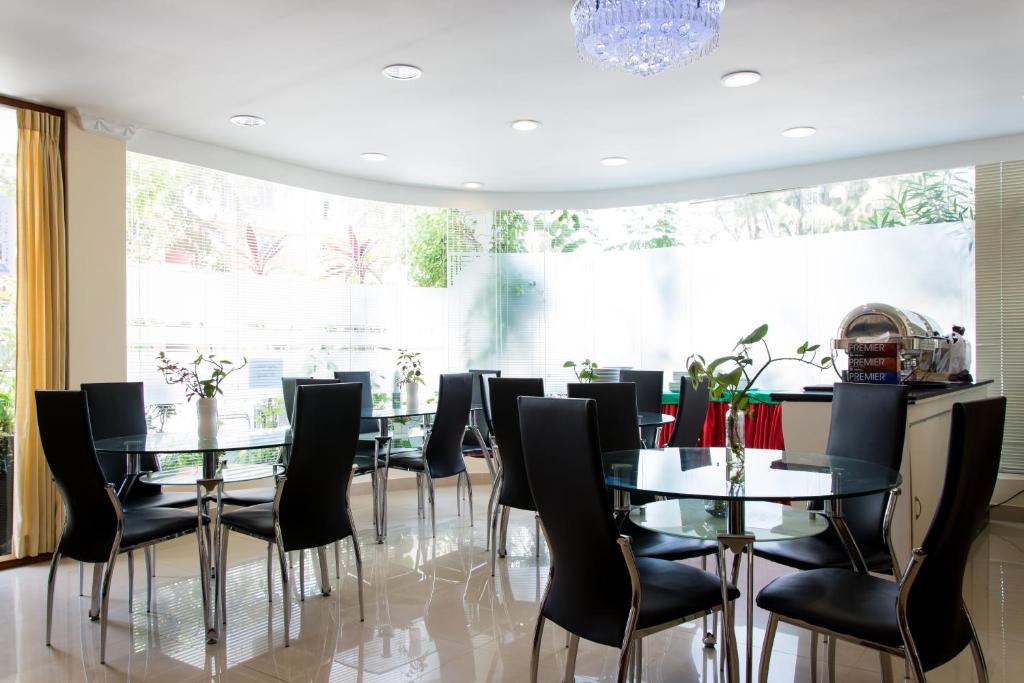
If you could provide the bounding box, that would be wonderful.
[2,485,1022,681]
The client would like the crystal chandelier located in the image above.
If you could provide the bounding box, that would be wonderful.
[570,0,724,77]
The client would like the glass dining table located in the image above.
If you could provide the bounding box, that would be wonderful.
[602,447,902,683]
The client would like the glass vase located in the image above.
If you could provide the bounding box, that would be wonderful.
[724,405,746,484]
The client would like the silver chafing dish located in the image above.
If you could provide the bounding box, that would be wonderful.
[833,303,949,377]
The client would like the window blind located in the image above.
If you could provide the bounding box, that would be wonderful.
[976,161,1024,473]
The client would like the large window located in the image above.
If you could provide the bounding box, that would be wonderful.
[127,156,975,439]
[0,106,17,556]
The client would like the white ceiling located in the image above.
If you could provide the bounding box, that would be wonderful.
[1,0,1022,194]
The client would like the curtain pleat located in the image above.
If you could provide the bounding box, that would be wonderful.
[12,109,67,558]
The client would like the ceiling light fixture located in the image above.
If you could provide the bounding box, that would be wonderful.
[571,0,724,77]
[382,64,423,81]
[601,157,629,167]
[782,126,817,138]
[720,70,761,87]
[361,152,389,162]
[230,114,266,127]
[462,181,485,189]
[511,119,541,132]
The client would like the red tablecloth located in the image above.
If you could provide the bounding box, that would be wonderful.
[659,402,786,450]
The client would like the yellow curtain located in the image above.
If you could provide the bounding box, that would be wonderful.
[12,109,67,558]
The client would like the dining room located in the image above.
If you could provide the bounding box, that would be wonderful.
[0,1,1023,682]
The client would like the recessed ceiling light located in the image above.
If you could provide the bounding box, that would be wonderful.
[360,152,389,162]
[782,126,817,138]
[720,71,762,88]
[462,181,485,189]
[382,64,422,81]
[511,119,541,132]
[230,114,266,127]
[601,157,629,167]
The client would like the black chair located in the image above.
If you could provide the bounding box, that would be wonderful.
[567,382,643,452]
[217,383,365,647]
[464,369,500,454]
[754,383,909,574]
[757,397,1005,683]
[385,373,474,538]
[81,381,197,607]
[518,396,739,682]
[39,390,211,664]
[619,370,664,447]
[667,378,710,448]
[487,377,545,574]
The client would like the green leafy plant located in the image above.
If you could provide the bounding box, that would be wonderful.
[253,397,283,429]
[860,170,974,228]
[563,358,599,383]
[396,349,425,388]
[156,351,248,400]
[686,324,831,413]
[0,389,13,436]
[407,209,450,288]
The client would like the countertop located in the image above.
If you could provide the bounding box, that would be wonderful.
[770,380,993,404]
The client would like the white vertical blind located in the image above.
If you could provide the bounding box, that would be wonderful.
[976,161,1024,473]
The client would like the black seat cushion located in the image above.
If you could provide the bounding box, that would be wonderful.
[123,490,199,510]
[220,488,275,507]
[629,525,717,561]
[387,451,426,472]
[220,502,276,540]
[756,568,902,650]
[635,558,740,632]
[753,524,893,573]
[121,507,208,549]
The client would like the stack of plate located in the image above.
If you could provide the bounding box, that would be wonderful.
[668,370,687,392]
[593,366,630,382]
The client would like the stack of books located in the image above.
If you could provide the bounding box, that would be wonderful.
[846,341,900,384]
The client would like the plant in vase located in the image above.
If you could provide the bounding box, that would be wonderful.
[686,324,831,485]
[563,358,599,383]
[396,349,425,406]
[156,351,248,439]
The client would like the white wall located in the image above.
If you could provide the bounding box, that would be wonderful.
[66,120,127,387]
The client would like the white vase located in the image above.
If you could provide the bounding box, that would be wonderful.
[197,397,219,439]
[405,382,419,408]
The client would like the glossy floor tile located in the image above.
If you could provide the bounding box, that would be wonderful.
[1,485,1020,681]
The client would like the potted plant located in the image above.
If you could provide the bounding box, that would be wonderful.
[687,324,830,481]
[396,349,425,407]
[563,358,599,383]
[156,351,248,439]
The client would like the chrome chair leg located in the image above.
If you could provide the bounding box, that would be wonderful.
[465,471,474,526]
[334,541,341,580]
[89,563,103,620]
[486,472,500,550]
[78,561,83,596]
[564,634,580,682]
[529,615,547,683]
[616,639,633,683]
[127,550,134,613]
[46,552,61,646]
[827,635,837,682]
[701,555,713,647]
[427,476,436,538]
[316,546,331,597]
[490,505,502,576]
[456,473,463,517]
[498,505,510,558]
[144,545,154,613]
[219,529,230,625]
[417,472,425,519]
[880,653,894,683]
[98,553,118,664]
[633,637,643,682]
[810,631,819,683]
[151,545,157,576]
[275,537,290,647]
[534,514,541,558]
[758,613,779,683]
[350,531,365,622]
[266,542,273,603]
[299,549,306,601]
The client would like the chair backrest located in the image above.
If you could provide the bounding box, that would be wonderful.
[278,382,362,551]
[478,372,497,435]
[333,371,377,433]
[36,390,119,563]
[669,378,710,448]
[284,377,339,425]
[618,370,663,414]
[488,377,545,511]
[423,373,474,478]
[281,377,311,425]
[519,396,632,647]
[465,369,501,445]
[825,383,908,552]
[902,397,1006,672]
[567,382,643,452]
[81,381,161,493]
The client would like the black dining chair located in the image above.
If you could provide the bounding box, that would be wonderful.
[217,382,365,647]
[39,390,211,664]
[81,381,198,608]
[619,370,664,447]
[518,396,739,682]
[667,378,710,448]
[757,397,1005,683]
[487,377,545,574]
[567,382,643,452]
[385,373,474,538]
[464,369,500,453]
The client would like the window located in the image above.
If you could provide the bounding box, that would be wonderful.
[0,106,17,556]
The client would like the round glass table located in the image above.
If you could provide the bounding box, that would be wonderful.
[637,412,675,428]
[604,447,902,682]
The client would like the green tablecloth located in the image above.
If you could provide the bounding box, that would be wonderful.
[662,388,779,406]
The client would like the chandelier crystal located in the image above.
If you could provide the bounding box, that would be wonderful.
[570,0,724,77]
